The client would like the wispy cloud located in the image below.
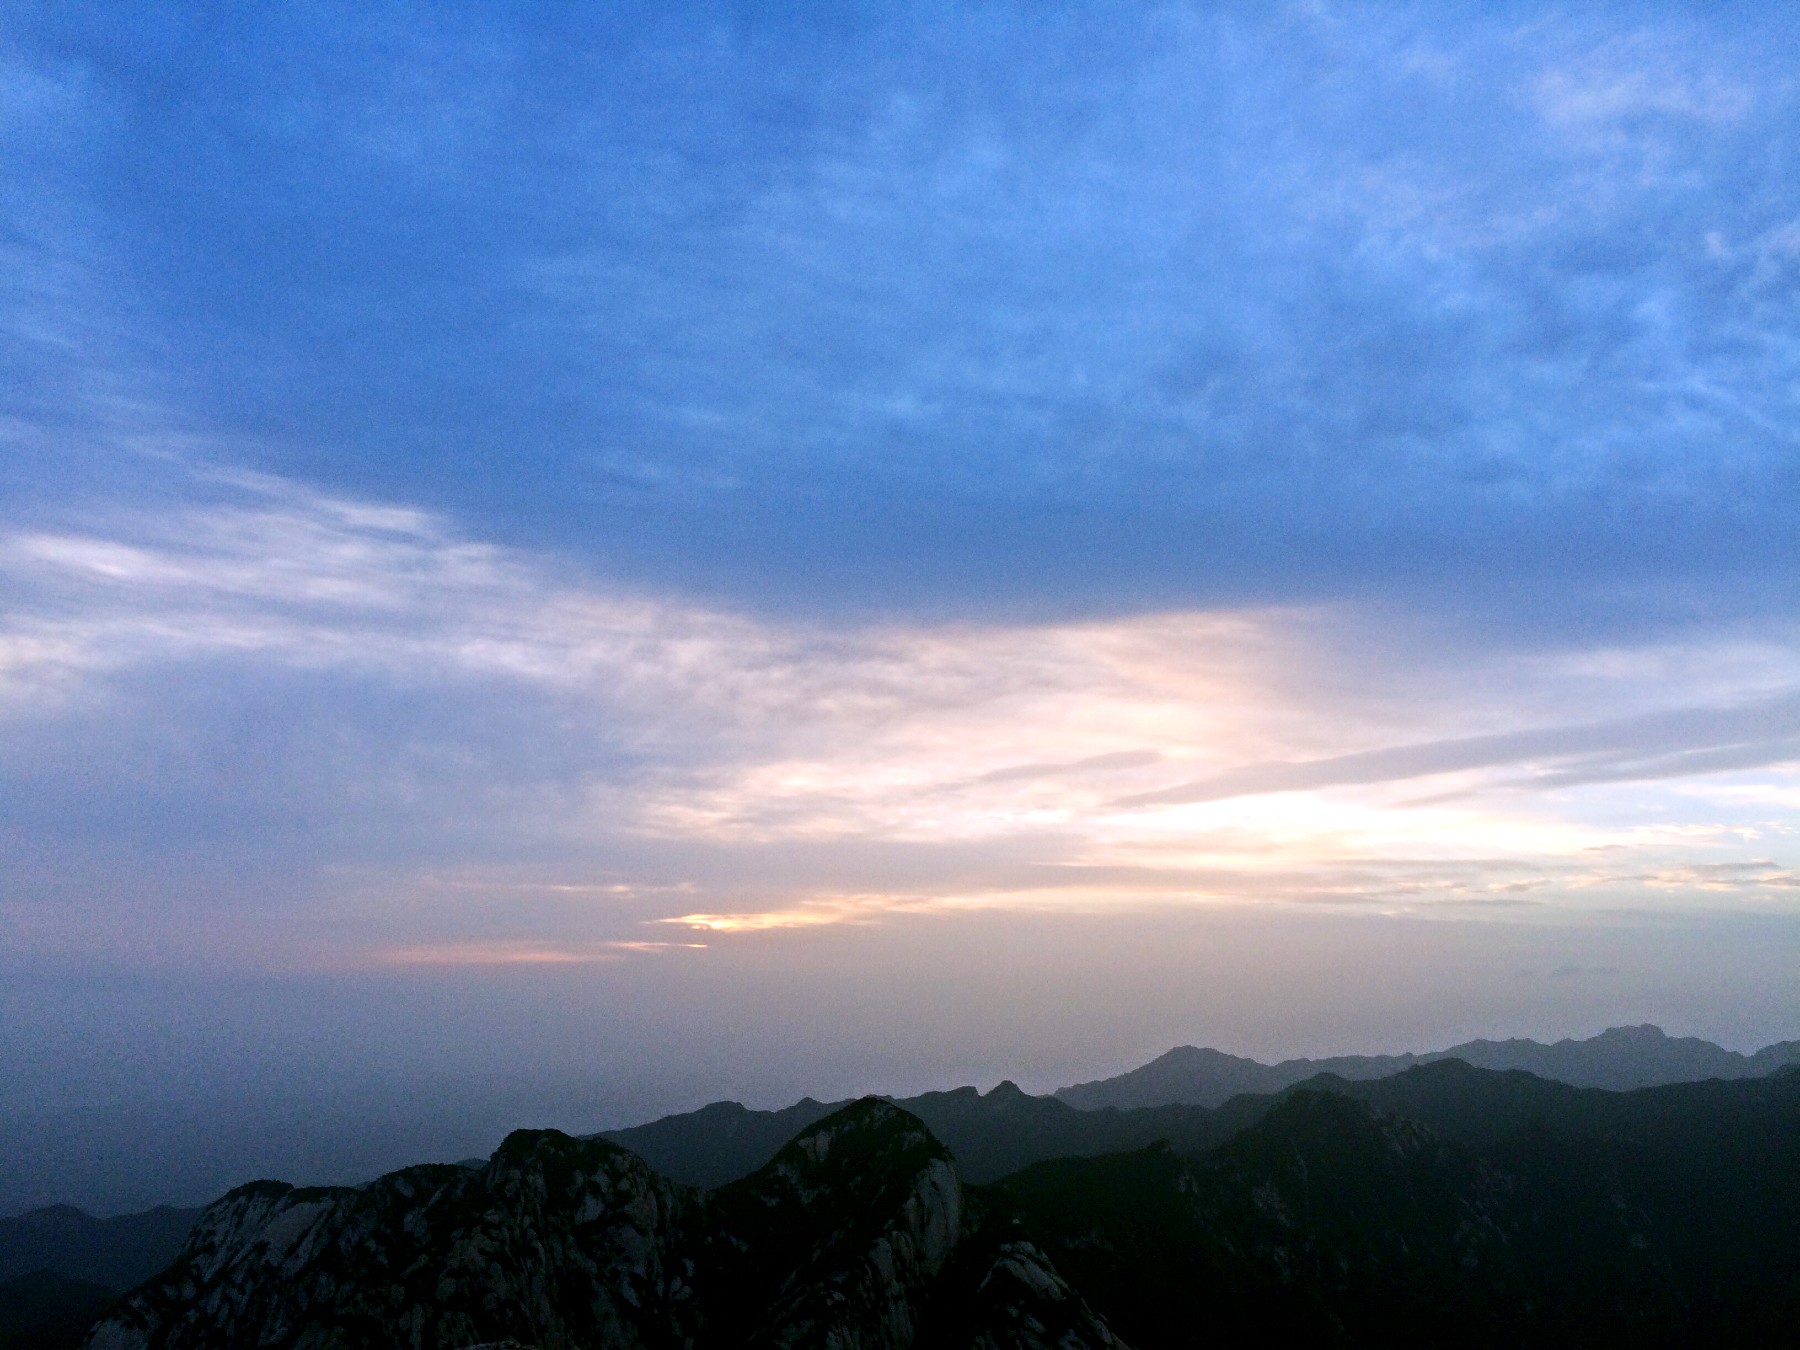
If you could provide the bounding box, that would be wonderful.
[1,464,1795,965]
[6,7,1798,618]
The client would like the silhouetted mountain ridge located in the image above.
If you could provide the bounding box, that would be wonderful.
[592,1023,1798,1191]
[597,1080,1265,1189]
[1055,1022,1800,1108]
[0,1206,204,1290]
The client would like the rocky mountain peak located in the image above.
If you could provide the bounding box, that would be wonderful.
[84,1099,1122,1350]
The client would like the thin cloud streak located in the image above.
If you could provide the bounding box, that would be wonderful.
[381,940,706,967]
[977,750,1164,784]
[1117,696,1800,808]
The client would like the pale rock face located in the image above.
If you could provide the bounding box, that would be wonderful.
[963,1243,1128,1350]
[86,1135,702,1350]
[718,1101,970,1350]
[84,1324,144,1350]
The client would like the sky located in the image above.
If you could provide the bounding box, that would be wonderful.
[2,1,1797,1214]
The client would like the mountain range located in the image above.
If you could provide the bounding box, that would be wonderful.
[1055,1022,1800,1108]
[8,1025,1799,1347]
[598,1024,1800,1187]
[76,1062,1800,1347]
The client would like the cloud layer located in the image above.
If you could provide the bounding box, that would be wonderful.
[3,3,1797,615]
[2,464,1793,970]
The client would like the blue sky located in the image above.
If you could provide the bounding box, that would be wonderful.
[3,2,1798,1212]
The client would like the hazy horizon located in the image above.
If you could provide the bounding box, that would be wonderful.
[10,969,1796,1217]
[4,3,1796,1217]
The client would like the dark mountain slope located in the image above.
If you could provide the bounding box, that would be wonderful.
[1313,1055,1800,1149]
[600,1081,1262,1189]
[0,1206,203,1290]
[600,1097,842,1189]
[0,1270,118,1350]
[996,1066,1800,1348]
[1324,1060,1800,1341]
[995,1094,1531,1349]
[1057,1024,1800,1109]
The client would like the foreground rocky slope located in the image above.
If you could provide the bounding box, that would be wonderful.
[84,1099,1121,1350]
[86,1129,700,1350]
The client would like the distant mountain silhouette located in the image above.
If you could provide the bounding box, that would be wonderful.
[1054,1023,1800,1108]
